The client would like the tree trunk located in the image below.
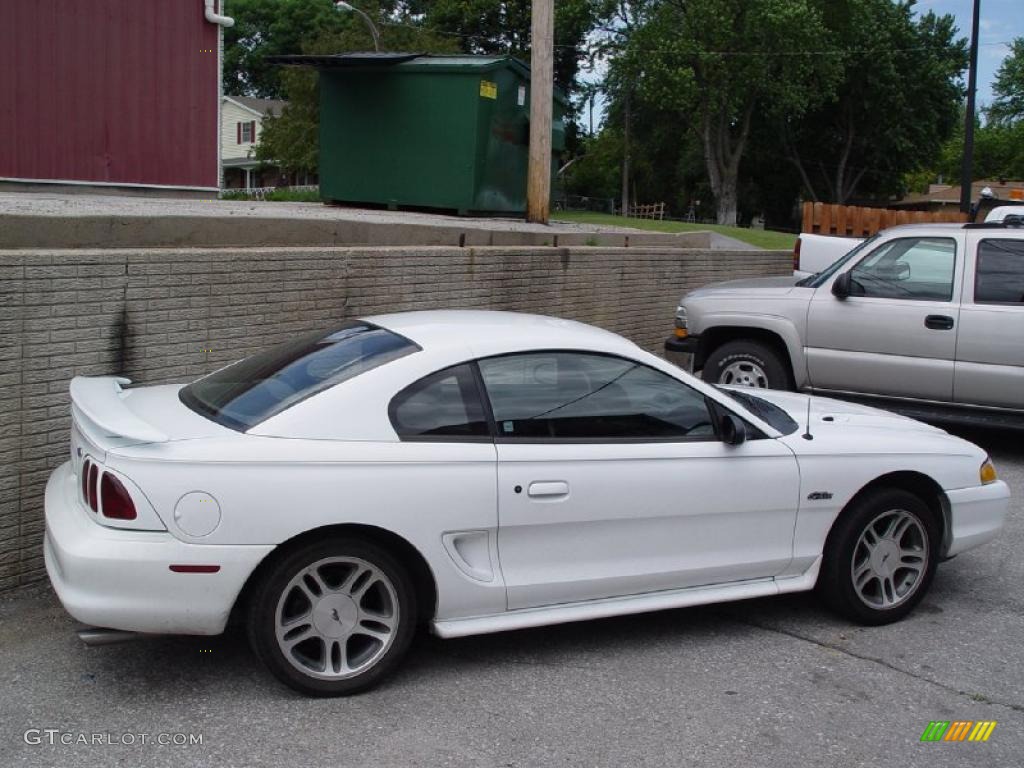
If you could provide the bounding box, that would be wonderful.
[700,102,752,226]
[715,176,739,226]
[621,90,631,216]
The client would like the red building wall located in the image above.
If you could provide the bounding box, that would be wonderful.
[0,0,221,190]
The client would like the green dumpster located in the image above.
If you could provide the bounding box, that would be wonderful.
[269,53,567,215]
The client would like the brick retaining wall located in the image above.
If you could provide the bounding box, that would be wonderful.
[0,245,789,589]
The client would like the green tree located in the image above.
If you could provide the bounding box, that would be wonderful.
[989,37,1024,125]
[932,115,1024,182]
[224,0,347,98]
[412,0,611,91]
[781,1,966,205]
[618,0,840,225]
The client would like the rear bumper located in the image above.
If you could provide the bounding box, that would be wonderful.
[44,462,273,635]
[944,480,1010,557]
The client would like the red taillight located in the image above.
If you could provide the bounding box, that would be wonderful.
[100,472,137,520]
[81,459,91,502]
[87,463,99,511]
[793,238,801,271]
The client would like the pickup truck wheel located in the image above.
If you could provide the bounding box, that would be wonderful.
[702,340,791,390]
[817,488,938,625]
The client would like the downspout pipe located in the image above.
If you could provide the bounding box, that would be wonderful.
[205,0,235,27]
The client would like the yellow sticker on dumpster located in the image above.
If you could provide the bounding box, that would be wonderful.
[480,80,497,99]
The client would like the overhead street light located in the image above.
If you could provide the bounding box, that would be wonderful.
[335,1,380,53]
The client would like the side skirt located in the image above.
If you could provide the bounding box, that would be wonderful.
[432,557,823,639]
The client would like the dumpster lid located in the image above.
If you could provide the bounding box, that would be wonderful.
[266,52,422,68]
[268,54,567,104]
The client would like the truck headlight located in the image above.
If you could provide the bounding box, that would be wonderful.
[980,458,998,485]
[674,305,688,338]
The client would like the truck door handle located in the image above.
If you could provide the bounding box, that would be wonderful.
[924,314,954,330]
[527,481,569,498]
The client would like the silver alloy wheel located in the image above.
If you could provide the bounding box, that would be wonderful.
[851,509,928,610]
[718,360,769,388]
[275,556,399,680]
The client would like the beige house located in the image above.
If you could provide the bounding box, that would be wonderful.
[221,95,289,189]
[892,179,1024,217]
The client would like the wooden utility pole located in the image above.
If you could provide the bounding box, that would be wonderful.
[960,0,982,215]
[526,0,554,223]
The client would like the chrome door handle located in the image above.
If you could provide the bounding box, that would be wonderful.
[527,481,569,498]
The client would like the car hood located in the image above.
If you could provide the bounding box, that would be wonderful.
[685,275,803,300]
[738,389,983,458]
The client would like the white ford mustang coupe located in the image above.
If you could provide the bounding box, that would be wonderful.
[45,311,1008,696]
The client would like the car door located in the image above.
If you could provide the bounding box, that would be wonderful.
[477,351,801,611]
[953,234,1024,410]
[805,235,963,402]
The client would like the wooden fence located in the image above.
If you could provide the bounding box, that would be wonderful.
[628,202,666,220]
[801,202,967,237]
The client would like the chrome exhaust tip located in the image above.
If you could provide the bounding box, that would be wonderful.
[76,627,142,646]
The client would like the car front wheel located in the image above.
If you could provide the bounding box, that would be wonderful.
[248,538,416,696]
[818,488,939,625]
[702,340,791,390]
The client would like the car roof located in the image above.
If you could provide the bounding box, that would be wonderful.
[364,310,639,358]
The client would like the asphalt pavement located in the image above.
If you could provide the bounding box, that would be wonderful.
[1,425,1021,768]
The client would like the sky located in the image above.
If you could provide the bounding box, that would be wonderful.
[918,0,1022,106]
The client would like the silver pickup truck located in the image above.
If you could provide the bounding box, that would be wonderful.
[666,221,1024,426]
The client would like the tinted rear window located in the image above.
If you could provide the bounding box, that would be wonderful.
[975,239,1024,304]
[180,322,419,431]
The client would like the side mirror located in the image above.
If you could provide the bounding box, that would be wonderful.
[832,271,852,300]
[720,413,747,446]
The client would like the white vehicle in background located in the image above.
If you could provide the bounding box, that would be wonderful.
[794,232,863,278]
[985,205,1024,223]
[45,311,1008,696]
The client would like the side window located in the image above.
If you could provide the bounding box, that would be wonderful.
[975,239,1024,304]
[478,352,716,440]
[850,237,956,301]
[389,364,490,440]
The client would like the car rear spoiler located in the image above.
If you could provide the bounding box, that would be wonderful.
[69,376,169,444]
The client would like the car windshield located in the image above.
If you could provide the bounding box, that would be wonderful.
[715,387,799,435]
[798,233,882,288]
[180,322,420,431]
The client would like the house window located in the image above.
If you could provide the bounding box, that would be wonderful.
[237,120,256,144]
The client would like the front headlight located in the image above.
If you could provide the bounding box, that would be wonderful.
[980,457,998,485]
[674,304,688,338]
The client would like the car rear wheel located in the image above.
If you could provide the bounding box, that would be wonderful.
[702,340,791,390]
[818,488,938,625]
[247,538,416,696]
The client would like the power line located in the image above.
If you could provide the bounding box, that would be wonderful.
[376,18,1012,58]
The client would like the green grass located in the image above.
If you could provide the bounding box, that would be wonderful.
[552,210,797,250]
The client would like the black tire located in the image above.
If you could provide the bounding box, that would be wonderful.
[247,537,417,696]
[817,488,939,625]
[702,340,792,390]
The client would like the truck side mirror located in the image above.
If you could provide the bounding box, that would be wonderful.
[832,271,852,300]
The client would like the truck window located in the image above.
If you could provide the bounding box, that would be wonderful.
[975,239,1024,304]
